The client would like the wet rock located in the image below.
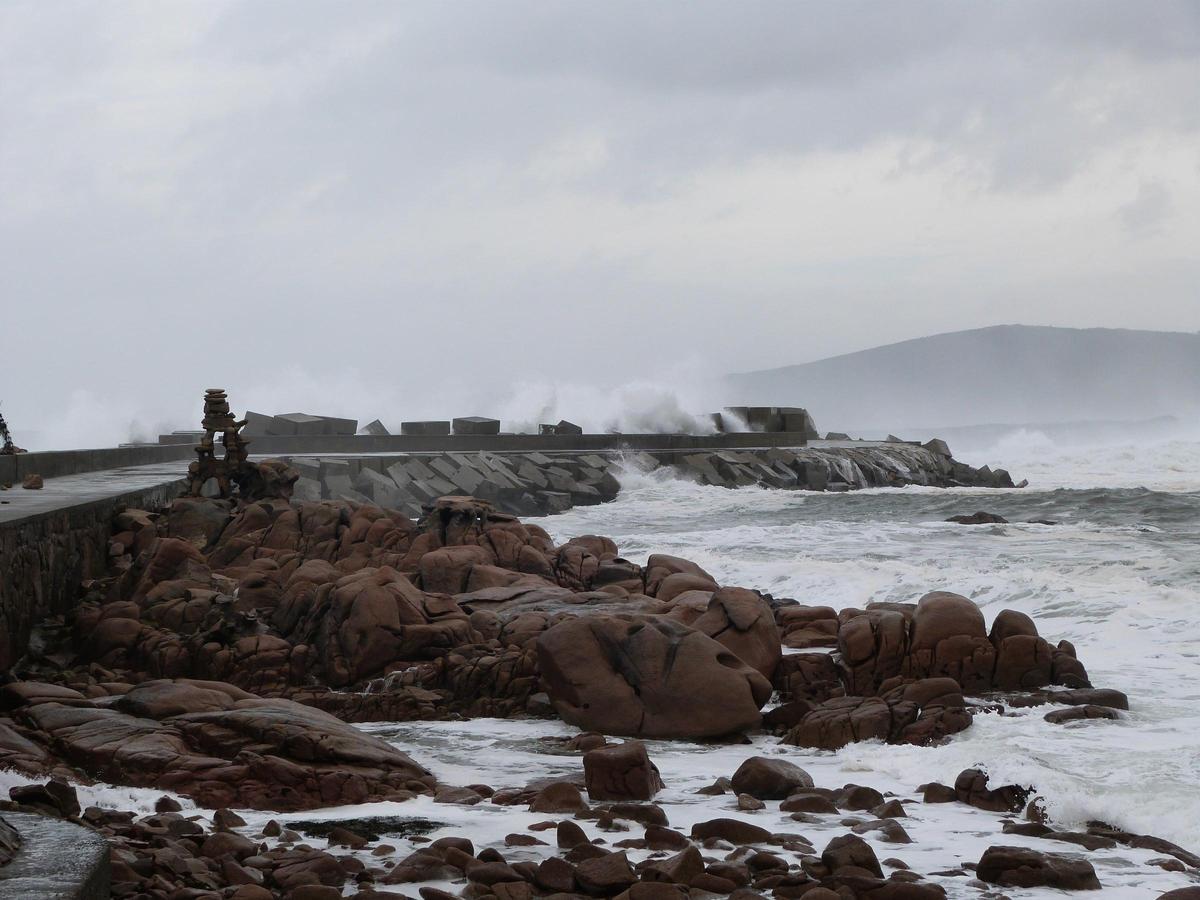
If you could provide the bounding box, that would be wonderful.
[773,653,844,704]
[537,615,771,739]
[776,605,840,649]
[213,808,247,830]
[954,768,1030,813]
[730,756,814,800]
[945,512,1007,525]
[1044,705,1120,724]
[535,856,578,893]
[5,679,434,811]
[529,782,589,814]
[838,785,884,810]
[920,783,956,803]
[575,851,637,895]
[644,825,690,850]
[506,833,547,846]
[821,833,883,877]
[584,741,664,801]
[691,818,772,845]
[9,779,80,818]
[761,700,814,733]
[780,792,839,814]
[556,820,590,849]
[976,845,1101,890]
[737,793,765,811]
[639,846,705,884]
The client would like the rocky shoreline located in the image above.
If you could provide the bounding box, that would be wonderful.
[0,463,1195,899]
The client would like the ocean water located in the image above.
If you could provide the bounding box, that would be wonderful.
[4,436,1197,898]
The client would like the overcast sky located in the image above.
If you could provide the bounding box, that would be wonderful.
[2,1,1199,447]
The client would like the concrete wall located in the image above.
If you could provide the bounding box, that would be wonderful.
[241,430,817,455]
[0,479,185,670]
[0,812,110,900]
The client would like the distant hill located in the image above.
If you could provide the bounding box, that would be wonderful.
[726,325,1200,433]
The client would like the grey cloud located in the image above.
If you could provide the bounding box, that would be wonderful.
[1,2,1198,447]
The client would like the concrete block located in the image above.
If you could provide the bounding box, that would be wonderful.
[765,447,799,466]
[547,472,581,494]
[402,459,438,481]
[360,418,390,436]
[449,466,483,495]
[452,416,501,435]
[276,413,328,436]
[540,491,574,514]
[0,455,16,487]
[353,468,393,498]
[426,475,458,497]
[825,431,851,441]
[555,420,583,435]
[324,473,354,498]
[357,456,385,475]
[243,412,276,436]
[401,421,451,436]
[682,453,721,484]
[334,488,372,504]
[923,438,952,457]
[289,457,322,482]
[746,406,784,432]
[429,457,459,480]
[525,452,554,466]
[569,482,602,504]
[780,408,819,439]
[449,453,484,471]
[317,415,358,435]
[320,458,352,480]
[407,480,440,503]
[580,455,609,469]
[387,461,413,487]
[722,407,750,429]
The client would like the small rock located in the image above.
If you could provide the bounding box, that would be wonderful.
[737,793,765,811]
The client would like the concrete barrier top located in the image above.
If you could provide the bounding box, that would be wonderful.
[0,812,110,900]
[0,461,189,526]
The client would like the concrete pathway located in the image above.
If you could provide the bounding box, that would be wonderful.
[0,461,188,525]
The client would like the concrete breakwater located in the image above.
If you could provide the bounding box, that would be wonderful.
[278,440,1011,519]
[0,469,187,671]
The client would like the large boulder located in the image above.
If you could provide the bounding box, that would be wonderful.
[838,609,909,695]
[902,591,996,692]
[536,616,771,739]
[665,587,781,679]
[989,609,1054,690]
